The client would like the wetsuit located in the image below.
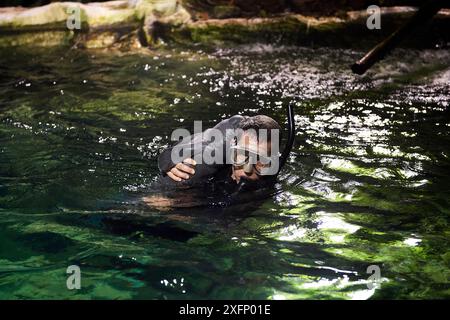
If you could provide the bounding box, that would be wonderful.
[157,115,246,188]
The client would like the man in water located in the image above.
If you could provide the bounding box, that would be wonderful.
[143,114,282,208]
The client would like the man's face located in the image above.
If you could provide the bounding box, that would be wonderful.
[230,131,271,183]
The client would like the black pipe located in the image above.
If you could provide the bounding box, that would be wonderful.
[351,0,444,75]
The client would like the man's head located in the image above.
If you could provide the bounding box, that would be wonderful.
[231,115,281,183]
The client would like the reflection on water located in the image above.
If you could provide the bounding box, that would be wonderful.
[0,44,449,299]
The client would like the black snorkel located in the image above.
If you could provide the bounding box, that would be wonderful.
[278,102,295,175]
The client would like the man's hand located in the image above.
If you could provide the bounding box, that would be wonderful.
[167,158,196,182]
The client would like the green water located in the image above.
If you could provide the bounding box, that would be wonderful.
[0,45,449,299]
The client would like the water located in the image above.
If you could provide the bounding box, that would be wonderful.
[0,44,449,299]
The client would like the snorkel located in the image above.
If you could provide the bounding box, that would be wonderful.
[278,103,295,175]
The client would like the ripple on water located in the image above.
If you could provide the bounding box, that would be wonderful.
[0,46,449,299]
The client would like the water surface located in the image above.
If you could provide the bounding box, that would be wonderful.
[0,45,449,299]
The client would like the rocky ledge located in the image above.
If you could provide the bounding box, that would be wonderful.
[0,0,448,49]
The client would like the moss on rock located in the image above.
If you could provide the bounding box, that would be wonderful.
[0,30,75,47]
[0,2,141,31]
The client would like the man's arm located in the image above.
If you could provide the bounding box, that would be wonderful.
[157,115,245,182]
[157,132,201,181]
[157,146,176,175]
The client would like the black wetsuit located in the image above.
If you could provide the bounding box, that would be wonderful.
[157,115,246,188]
